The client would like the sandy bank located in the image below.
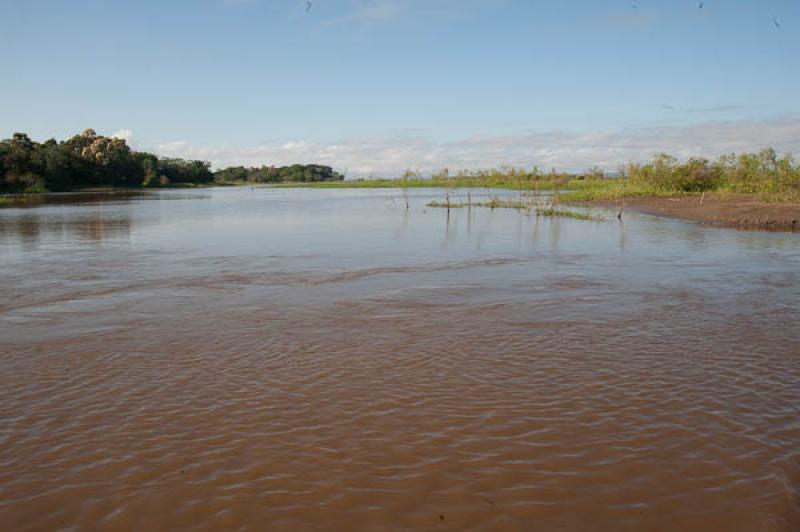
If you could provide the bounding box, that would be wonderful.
[581,194,800,231]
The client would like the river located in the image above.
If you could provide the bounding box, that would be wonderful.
[1,187,798,530]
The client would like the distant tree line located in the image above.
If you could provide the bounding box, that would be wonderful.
[214,164,344,183]
[0,129,213,192]
[0,129,342,193]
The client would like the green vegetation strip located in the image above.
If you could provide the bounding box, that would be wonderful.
[426,199,603,221]
[277,178,564,190]
[535,208,601,221]
[428,199,532,210]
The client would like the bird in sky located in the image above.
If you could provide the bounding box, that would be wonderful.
[772,17,781,29]
[698,2,704,9]
[305,1,312,12]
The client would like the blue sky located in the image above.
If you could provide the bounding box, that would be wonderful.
[2,0,799,174]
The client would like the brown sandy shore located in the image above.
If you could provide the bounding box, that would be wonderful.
[579,194,800,231]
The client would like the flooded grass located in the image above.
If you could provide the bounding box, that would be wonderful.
[428,198,534,210]
[535,208,603,221]
[427,198,603,220]
[427,198,532,210]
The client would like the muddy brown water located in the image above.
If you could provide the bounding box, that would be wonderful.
[1,188,799,531]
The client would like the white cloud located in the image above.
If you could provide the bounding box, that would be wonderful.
[111,129,136,149]
[220,0,257,7]
[154,116,800,177]
[111,129,133,141]
[342,0,402,23]
[157,140,190,152]
[330,0,497,26]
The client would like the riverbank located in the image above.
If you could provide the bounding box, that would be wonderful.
[578,194,800,231]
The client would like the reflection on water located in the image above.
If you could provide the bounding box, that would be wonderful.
[1,187,799,530]
[1,213,133,249]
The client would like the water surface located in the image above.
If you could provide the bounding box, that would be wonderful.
[1,187,799,530]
